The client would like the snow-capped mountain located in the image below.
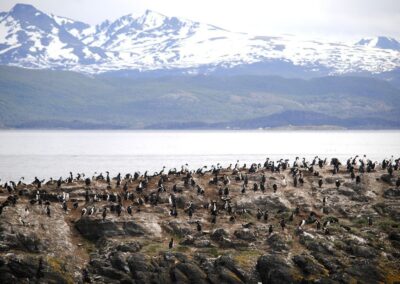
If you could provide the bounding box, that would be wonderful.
[1,3,399,75]
[356,36,400,51]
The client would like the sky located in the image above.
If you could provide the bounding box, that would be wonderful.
[1,0,399,41]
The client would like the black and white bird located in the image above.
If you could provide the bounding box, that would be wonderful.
[46,205,51,217]
[169,194,176,207]
[102,208,107,221]
[88,207,95,216]
[127,205,132,215]
[62,201,68,213]
[318,178,323,188]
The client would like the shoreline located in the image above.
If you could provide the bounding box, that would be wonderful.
[0,157,399,282]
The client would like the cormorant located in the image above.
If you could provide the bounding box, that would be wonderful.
[102,208,107,221]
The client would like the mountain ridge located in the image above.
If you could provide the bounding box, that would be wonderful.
[1,3,399,76]
[0,65,399,129]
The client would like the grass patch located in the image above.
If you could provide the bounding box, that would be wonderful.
[141,242,165,256]
[234,249,263,269]
[202,247,220,257]
[377,218,399,233]
[46,257,74,284]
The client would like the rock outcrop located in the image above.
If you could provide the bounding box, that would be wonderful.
[0,161,399,283]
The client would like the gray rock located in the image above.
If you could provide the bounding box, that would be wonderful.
[116,241,142,253]
[211,228,228,241]
[347,244,377,258]
[180,235,195,245]
[257,254,295,284]
[174,262,208,284]
[234,228,256,241]
[163,221,192,237]
[383,188,400,198]
[193,239,213,248]
[214,255,248,283]
[380,174,393,184]
[109,252,129,273]
[267,233,290,251]
[345,261,384,283]
[292,254,325,276]
[75,218,146,240]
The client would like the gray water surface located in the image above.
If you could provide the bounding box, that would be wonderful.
[0,130,399,182]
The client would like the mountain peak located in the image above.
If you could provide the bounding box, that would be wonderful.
[136,9,167,29]
[10,3,39,14]
[356,36,400,50]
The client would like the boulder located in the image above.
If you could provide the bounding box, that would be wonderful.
[163,221,192,237]
[180,235,195,245]
[267,233,290,251]
[7,256,38,278]
[345,261,384,283]
[346,245,376,258]
[116,241,142,253]
[234,228,256,242]
[256,254,294,284]
[174,262,208,284]
[292,254,325,276]
[380,174,393,184]
[383,188,400,198]
[193,239,213,248]
[211,228,229,241]
[109,252,129,273]
[75,218,146,240]
[214,255,247,283]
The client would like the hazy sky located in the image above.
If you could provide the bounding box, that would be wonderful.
[1,0,399,41]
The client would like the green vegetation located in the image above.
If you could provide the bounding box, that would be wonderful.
[0,66,399,129]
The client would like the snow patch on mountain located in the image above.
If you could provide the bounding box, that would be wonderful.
[0,4,399,75]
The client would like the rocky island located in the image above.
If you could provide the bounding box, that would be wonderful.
[0,157,400,283]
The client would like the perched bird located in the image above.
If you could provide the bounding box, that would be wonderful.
[257,209,263,220]
[102,208,107,221]
[169,238,174,249]
[73,202,79,209]
[316,220,321,230]
[196,221,202,232]
[62,201,68,213]
[280,219,286,230]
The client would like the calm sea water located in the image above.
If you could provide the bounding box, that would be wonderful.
[0,130,399,182]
